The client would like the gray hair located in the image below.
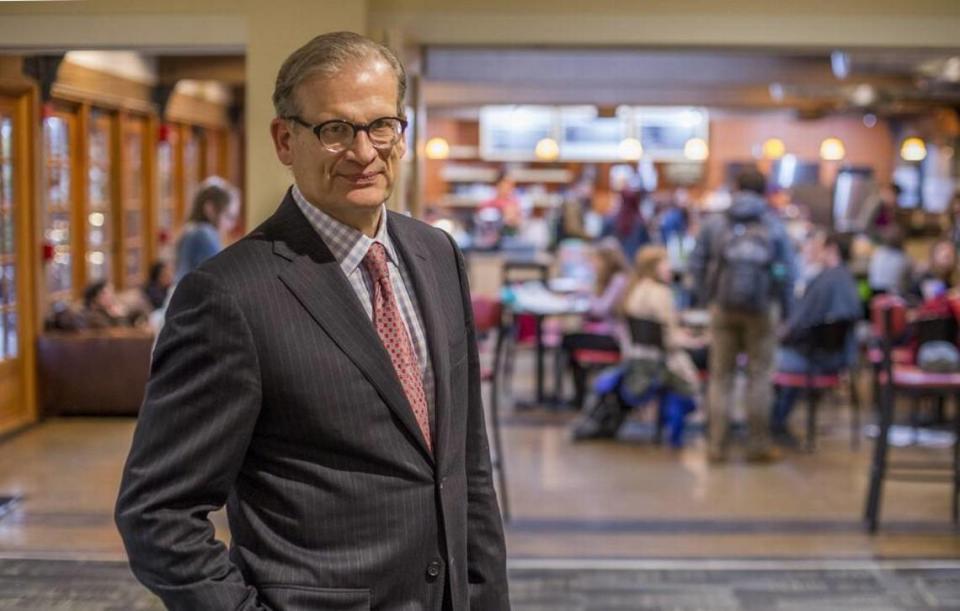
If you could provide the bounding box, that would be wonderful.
[273,31,407,119]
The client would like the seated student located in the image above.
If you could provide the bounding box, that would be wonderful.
[909,239,957,304]
[772,232,862,446]
[867,226,911,297]
[572,246,702,446]
[81,281,143,329]
[142,260,173,311]
[561,238,631,408]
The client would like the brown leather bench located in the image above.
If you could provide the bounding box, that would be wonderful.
[37,328,154,417]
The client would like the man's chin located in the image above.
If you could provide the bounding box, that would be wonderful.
[343,187,391,208]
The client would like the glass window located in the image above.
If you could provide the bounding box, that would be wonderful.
[0,112,16,362]
[43,113,74,301]
[4,311,16,359]
[87,113,113,284]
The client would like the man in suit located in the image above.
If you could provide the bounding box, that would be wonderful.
[116,31,509,611]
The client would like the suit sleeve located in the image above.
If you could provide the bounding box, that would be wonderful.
[115,269,269,611]
[447,233,511,610]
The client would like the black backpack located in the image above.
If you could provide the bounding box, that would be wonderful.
[713,216,775,313]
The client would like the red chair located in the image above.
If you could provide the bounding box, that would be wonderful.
[772,319,859,452]
[864,302,960,532]
[471,296,510,522]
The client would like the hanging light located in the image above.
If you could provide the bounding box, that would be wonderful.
[819,137,846,161]
[424,137,450,160]
[900,137,927,162]
[534,137,560,161]
[683,137,708,161]
[618,137,643,160]
[761,138,786,160]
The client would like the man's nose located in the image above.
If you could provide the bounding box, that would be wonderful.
[345,129,378,165]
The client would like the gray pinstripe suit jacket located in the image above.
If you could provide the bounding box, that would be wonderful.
[115,190,509,611]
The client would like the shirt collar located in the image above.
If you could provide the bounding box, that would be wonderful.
[291,184,399,276]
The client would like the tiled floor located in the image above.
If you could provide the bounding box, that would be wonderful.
[1,557,959,610]
[0,411,957,560]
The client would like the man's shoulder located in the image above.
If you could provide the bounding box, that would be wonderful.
[387,211,458,253]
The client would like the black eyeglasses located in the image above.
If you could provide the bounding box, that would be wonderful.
[287,116,407,153]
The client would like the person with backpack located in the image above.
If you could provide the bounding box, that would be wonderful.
[689,169,796,464]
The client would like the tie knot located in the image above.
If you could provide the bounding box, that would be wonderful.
[362,242,390,282]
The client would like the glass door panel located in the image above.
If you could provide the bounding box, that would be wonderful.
[42,110,75,303]
[86,112,113,284]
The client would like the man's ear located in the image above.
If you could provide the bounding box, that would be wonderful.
[271,117,295,166]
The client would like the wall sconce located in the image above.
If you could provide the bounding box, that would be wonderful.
[424,137,450,160]
[762,138,786,160]
[819,137,846,161]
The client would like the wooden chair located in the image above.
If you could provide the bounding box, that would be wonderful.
[772,319,860,452]
[863,303,960,532]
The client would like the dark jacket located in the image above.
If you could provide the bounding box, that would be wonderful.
[689,192,797,316]
[782,264,862,346]
[116,191,509,611]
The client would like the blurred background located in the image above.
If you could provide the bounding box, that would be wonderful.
[0,1,959,609]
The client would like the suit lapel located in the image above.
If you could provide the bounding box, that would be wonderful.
[270,196,434,463]
[388,213,451,467]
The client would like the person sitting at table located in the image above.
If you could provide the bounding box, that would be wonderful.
[908,238,957,304]
[771,232,862,447]
[560,237,631,409]
[572,246,702,446]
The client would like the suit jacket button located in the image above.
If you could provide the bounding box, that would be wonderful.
[426,560,442,581]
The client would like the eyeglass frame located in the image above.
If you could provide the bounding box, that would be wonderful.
[285,115,408,152]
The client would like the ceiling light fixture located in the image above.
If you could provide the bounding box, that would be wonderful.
[831,51,851,80]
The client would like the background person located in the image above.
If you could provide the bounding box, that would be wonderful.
[174,176,240,282]
[689,169,796,464]
[771,233,862,446]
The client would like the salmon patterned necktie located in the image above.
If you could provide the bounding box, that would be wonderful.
[362,242,432,452]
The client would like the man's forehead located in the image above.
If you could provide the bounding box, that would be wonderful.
[303,57,394,89]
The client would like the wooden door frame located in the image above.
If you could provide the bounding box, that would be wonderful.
[0,83,39,431]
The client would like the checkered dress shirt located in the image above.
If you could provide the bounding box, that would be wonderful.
[291,186,436,424]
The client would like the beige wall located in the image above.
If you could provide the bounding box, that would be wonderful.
[2,0,958,223]
[0,0,366,225]
[369,0,960,48]
[707,113,896,190]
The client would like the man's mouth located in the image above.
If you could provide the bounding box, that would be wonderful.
[340,172,381,185]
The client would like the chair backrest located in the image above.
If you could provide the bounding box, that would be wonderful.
[627,317,665,349]
[805,319,854,355]
[870,294,907,340]
[471,296,503,335]
[913,315,958,346]
[501,259,549,286]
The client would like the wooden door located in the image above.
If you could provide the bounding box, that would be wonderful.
[0,93,35,430]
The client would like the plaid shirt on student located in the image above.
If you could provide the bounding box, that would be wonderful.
[292,185,436,426]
